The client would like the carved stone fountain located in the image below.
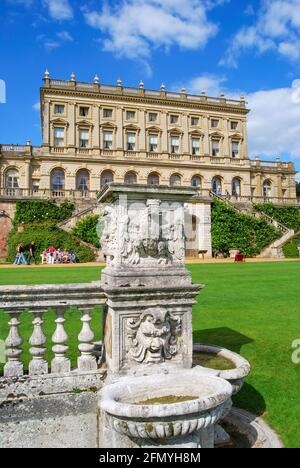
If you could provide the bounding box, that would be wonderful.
[98,184,234,448]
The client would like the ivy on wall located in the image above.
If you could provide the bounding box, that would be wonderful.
[211,200,281,257]
[253,203,300,231]
[13,200,74,226]
[72,215,101,249]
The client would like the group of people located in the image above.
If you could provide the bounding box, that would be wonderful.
[14,242,77,265]
[41,247,77,264]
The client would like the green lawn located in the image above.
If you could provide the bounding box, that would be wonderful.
[0,262,300,448]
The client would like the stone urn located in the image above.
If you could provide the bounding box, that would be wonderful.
[100,371,232,448]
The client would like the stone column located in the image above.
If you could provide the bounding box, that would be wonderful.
[24,160,31,189]
[182,113,189,155]
[203,117,209,156]
[93,105,100,148]
[223,119,229,158]
[68,103,76,148]
[242,120,248,159]
[161,112,168,153]
[116,108,123,150]
[42,101,50,146]
[139,109,146,152]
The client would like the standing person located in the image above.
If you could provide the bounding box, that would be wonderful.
[14,245,21,264]
[28,241,37,265]
[48,245,56,264]
[16,244,27,265]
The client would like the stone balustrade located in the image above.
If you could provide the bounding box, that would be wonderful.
[0,282,106,378]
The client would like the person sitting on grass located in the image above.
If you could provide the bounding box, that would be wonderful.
[41,250,48,264]
[70,252,77,263]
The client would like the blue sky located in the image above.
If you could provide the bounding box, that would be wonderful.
[0,0,300,178]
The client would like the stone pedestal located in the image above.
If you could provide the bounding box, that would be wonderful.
[98,184,202,375]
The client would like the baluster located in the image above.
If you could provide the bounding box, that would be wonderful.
[51,310,70,374]
[29,312,48,376]
[78,311,97,371]
[4,314,23,377]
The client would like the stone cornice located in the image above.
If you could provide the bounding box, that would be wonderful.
[40,87,250,116]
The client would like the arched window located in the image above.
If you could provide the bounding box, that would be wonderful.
[170,174,181,186]
[263,180,272,198]
[101,170,114,186]
[5,169,19,189]
[212,176,222,195]
[232,178,241,197]
[51,169,65,191]
[191,175,202,188]
[147,172,159,186]
[76,170,90,192]
[124,171,137,185]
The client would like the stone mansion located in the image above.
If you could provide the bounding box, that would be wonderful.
[0,71,298,259]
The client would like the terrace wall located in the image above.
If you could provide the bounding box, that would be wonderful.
[0,201,16,261]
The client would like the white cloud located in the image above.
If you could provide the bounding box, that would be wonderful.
[56,30,73,42]
[43,0,73,21]
[176,75,300,161]
[83,0,221,61]
[222,0,300,67]
[33,101,40,111]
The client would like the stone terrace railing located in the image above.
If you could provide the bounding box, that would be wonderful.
[0,282,106,378]
[0,188,99,201]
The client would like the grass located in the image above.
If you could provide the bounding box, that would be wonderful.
[0,262,300,447]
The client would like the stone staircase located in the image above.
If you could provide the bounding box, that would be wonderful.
[210,192,294,258]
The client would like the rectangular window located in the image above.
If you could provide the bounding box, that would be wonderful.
[231,121,238,130]
[149,135,158,152]
[103,109,113,118]
[232,141,239,158]
[54,127,64,147]
[211,119,219,128]
[79,107,89,117]
[192,138,200,155]
[171,136,179,153]
[54,104,64,114]
[79,130,89,148]
[103,131,113,150]
[126,111,136,121]
[170,115,179,124]
[212,139,220,157]
[149,113,158,122]
[127,132,136,151]
[191,117,199,126]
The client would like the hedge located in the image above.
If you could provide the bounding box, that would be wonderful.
[72,215,100,248]
[211,200,281,257]
[253,203,300,231]
[7,223,95,264]
[14,200,74,225]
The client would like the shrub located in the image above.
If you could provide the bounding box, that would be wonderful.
[211,200,281,257]
[14,200,74,226]
[72,215,100,248]
[283,234,300,258]
[7,222,95,264]
[253,203,300,231]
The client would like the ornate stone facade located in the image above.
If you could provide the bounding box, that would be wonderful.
[0,72,297,203]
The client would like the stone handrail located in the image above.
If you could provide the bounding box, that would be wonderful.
[0,281,106,378]
[0,188,99,200]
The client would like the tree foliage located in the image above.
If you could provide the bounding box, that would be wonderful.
[72,215,101,248]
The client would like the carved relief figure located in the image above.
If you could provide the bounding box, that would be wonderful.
[126,307,181,364]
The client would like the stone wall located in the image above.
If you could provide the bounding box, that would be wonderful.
[0,201,16,261]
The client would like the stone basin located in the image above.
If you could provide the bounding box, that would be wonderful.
[193,344,251,395]
[100,371,232,447]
